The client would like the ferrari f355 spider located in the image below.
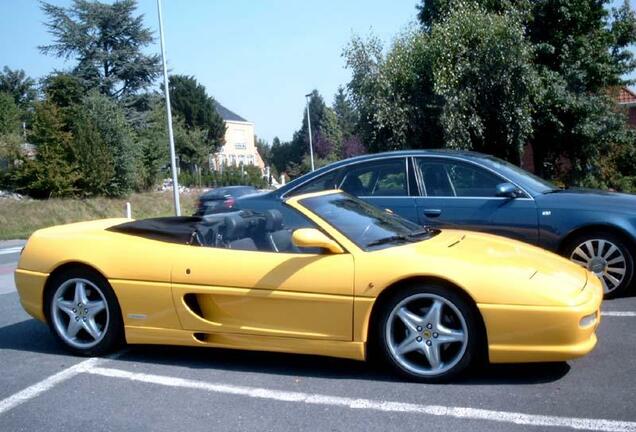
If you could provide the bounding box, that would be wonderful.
[15,190,603,382]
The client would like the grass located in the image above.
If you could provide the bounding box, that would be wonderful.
[0,191,199,240]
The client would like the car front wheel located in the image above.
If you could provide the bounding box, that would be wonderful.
[376,285,481,382]
[565,232,634,298]
[46,268,124,356]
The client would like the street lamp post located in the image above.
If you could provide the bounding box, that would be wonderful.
[305,93,315,171]
[157,0,181,216]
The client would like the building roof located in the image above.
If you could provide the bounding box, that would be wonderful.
[214,101,248,122]
[617,87,636,105]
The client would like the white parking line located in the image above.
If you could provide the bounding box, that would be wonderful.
[0,247,22,256]
[86,367,636,432]
[0,358,100,415]
[601,311,636,317]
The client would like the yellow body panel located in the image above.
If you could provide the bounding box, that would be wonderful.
[15,190,602,363]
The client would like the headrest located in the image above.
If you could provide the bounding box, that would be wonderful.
[223,214,245,240]
[264,209,284,231]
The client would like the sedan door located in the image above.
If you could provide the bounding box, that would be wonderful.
[413,157,539,243]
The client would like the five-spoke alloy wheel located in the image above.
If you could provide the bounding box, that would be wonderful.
[46,268,123,356]
[565,232,634,298]
[377,285,480,382]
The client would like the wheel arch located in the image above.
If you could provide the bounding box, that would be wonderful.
[365,275,489,362]
[558,224,636,256]
[43,261,114,323]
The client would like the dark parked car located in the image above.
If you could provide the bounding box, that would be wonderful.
[274,150,636,297]
[195,186,258,216]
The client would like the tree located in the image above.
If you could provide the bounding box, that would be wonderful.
[40,0,160,98]
[332,86,359,139]
[41,73,86,110]
[0,66,36,111]
[0,92,21,136]
[75,92,140,196]
[429,5,535,164]
[254,136,271,166]
[168,75,226,152]
[134,100,169,190]
[16,101,78,197]
[416,0,636,183]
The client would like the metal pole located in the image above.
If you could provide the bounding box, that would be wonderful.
[157,0,181,216]
[305,93,315,171]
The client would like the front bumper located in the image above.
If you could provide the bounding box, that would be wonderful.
[479,275,603,363]
[14,268,48,323]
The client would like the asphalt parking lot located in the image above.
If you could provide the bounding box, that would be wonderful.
[1,242,635,432]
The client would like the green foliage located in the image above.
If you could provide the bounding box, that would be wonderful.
[73,92,139,196]
[40,0,160,98]
[168,75,226,152]
[333,86,359,139]
[42,73,86,109]
[341,0,636,190]
[269,90,345,178]
[134,101,170,191]
[0,92,21,135]
[15,101,79,198]
[254,137,271,166]
[429,4,535,164]
[179,164,267,189]
[0,66,36,112]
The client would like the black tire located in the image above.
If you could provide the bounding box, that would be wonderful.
[562,231,634,299]
[374,284,483,383]
[44,267,124,356]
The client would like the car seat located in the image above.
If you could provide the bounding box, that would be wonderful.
[264,209,298,253]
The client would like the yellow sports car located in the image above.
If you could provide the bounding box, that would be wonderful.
[15,190,603,382]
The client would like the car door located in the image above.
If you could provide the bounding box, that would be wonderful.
[413,157,539,243]
[338,157,419,223]
[170,204,354,341]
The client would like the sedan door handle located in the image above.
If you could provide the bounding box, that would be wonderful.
[423,209,442,218]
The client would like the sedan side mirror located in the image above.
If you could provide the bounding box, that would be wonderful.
[495,182,520,198]
[292,228,344,254]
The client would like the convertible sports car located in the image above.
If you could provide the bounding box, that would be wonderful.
[15,190,602,382]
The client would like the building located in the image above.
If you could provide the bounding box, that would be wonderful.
[616,86,636,127]
[211,101,265,172]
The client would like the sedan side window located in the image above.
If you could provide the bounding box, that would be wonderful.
[340,159,407,197]
[418,159,505,197]
[288,168,343,197]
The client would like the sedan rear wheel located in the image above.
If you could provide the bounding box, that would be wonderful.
[46,269,123,356]
[377,285,481,382]
[566,233,634,298]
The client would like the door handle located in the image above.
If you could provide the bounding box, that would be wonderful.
[423,209,442,218]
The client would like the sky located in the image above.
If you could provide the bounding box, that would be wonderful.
[0,1,634,143]
[0,0,418,143]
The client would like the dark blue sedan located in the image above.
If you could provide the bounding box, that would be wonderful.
[273,150,636,297]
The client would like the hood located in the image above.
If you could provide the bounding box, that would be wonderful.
[539,188,636,213]
[370,229,592,307]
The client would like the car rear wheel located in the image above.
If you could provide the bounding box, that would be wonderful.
[376,285,481,382]
[46,268,124,356]
[564,232,634,298]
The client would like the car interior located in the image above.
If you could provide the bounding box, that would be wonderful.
[109,209,310,253]
[191,209,302,253]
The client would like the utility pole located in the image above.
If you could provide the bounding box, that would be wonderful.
[305,93,315,171]
[157,0,181,216]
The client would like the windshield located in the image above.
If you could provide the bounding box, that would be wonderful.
[480,155,556,193]
[299,192,439,250]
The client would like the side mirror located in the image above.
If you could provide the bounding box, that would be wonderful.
[495,182,520,198]
[292,228,344,254]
